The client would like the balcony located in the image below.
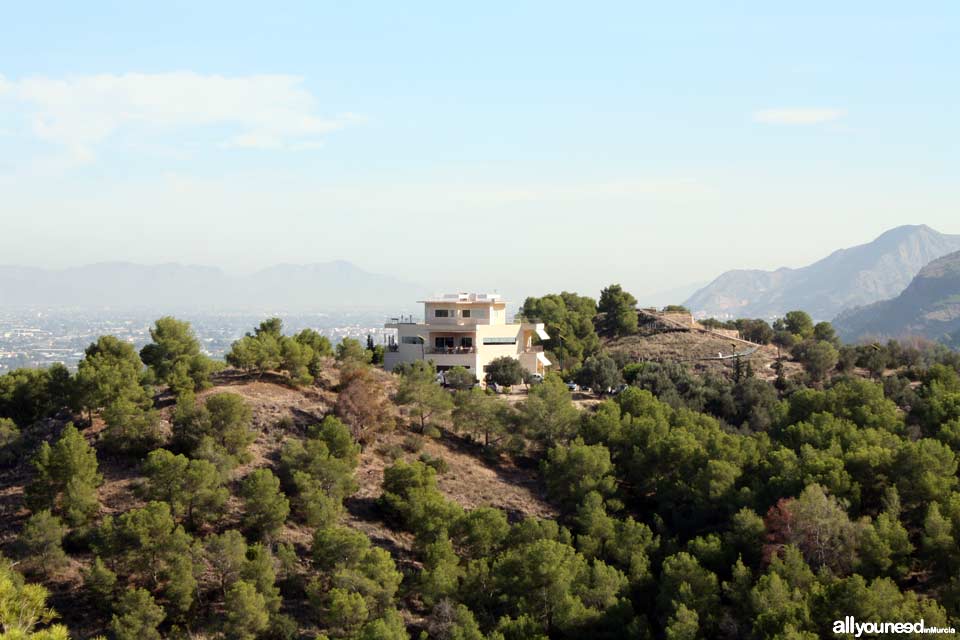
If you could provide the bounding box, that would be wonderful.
[425,346,477,355]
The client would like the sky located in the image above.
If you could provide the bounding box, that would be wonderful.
[1,2,958,301]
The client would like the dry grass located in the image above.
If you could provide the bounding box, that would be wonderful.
[1,365,556,565]
[606,330,805,381]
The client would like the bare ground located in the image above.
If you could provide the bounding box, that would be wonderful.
[605,330,805,381]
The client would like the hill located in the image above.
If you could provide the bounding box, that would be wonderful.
[600,309,804,381]
[0,260,423,311]
[0,368,554,636]
[683,224,960,321]
[834,250,960,347]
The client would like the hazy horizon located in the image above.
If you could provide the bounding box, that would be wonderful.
[2,3,958,299]
[0,224,954,308]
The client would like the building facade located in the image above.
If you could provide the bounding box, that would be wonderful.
[383,292,551,381]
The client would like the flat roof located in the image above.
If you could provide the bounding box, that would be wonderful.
[418,292,507,304]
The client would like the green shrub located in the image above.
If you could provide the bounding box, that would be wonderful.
[377,444,406,461]
[403,434,425,453]
[419,453,450,475]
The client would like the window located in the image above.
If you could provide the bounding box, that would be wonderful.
[460,337,473,348]
[461,309,471,318]
[434,309,449,318]
[401,336,423,345]
[435,336,454,349]
[483,337,517,345]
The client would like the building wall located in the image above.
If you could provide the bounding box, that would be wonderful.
[711,328,743,340]
[474,322,526,378]
[661,312,696,327]
[423,302,505,327]
[384,318,546,380]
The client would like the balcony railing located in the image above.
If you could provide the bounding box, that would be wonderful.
[424,346,478,355]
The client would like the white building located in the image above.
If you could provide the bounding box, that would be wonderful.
[383,293,551,381]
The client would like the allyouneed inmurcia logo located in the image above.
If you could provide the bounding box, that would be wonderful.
[833,617,957,636]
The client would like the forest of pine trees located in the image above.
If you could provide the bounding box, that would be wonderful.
[2,292,960,639]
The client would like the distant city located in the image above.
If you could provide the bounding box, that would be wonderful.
[0,308,398,373]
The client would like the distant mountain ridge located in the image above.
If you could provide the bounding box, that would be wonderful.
[0,260,423,311]
[834,250,960,347]
[683,225,960,321]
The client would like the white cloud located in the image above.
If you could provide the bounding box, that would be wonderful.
[753,108,845,125]
[0,72,356,158]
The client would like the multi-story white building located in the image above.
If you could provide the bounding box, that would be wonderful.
[383,293,551,381]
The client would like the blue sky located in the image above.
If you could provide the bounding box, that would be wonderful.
[1,2,957,300]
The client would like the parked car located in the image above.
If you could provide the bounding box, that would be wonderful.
[528,373,544,384]
[566,381,580,392]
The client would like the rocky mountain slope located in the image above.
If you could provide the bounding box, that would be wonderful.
[684,225,960,320]
[834,250,960,347]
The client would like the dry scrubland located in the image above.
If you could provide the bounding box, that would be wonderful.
[0,365,556,634]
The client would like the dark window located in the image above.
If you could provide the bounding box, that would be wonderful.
[434,309,449,318]
[460,337,473,348]
[483,336,517,345]
[462,309,471,318]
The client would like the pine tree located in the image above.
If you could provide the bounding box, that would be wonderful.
[418,534,463,606]
[142,449,227,529]
[82,557,117,611]
[223,581,269,640]
[240,469,290,540]
[204,529,248,597]
[18,510,68,575]
[110,587,165,640]
[139,317,216,394]
[0,561,72,638]
[26,424,102,527]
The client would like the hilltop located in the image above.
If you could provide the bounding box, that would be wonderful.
[600,308,803,381]
[834,249,960,347]
[684,224,960,320]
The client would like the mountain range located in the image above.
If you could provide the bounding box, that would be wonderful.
[0,261,424,311]
[683,225,960,321]
[834,250,960,347]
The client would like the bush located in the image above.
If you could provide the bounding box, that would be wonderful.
[403,434,425,453]
[377,444,406,461]
[485,357,525,387]
[444,366,477,391]
[419,453,450,475]
[274,415,295,432]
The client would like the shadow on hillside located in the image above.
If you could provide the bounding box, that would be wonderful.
[290,407,326,429]
[212,369,293,387]
[343,495,416,563]
[434,428,551,523]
